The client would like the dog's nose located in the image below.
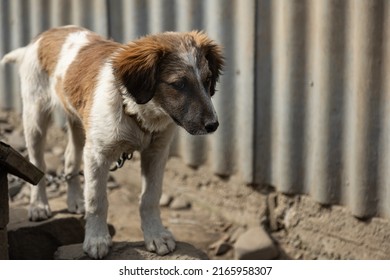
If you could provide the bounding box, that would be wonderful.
[205,121,219,133]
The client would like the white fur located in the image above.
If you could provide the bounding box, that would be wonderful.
[51,31,91,114]
[1,47,27,64]
[180,48,202,82]
[1,27,218,259]
[81,62,176,258]
[11,38,53,220]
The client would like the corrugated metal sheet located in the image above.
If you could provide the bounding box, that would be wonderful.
[0,0,389,219]
[255,0,390,218]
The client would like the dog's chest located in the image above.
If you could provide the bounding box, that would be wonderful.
[112,114,154,152]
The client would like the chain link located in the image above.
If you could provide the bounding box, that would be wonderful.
[46,152,133,183]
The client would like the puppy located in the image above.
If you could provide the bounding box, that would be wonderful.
[1,26,223,259]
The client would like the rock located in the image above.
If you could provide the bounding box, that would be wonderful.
[7,208,85,259]
[209,234,230,250]
[170,197,191,210]
[215,242,232,256]
[234,226,279,260]
[160,193,173,207]
[55,241,209,260]
[284,208,300,228]
[209,235,231,256]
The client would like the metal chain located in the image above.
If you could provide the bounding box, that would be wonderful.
[46,152,133,183]
[109,152,133,172]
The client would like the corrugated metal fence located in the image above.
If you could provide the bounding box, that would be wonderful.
[0,0,389,219]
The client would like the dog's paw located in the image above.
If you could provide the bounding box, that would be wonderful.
[83,234,112,259]
[67,192,85,214]
[28,203,52,221]
[144,229,176,255]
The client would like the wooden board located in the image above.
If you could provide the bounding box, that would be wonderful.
[0,171,8,228]
[0,141,44,185]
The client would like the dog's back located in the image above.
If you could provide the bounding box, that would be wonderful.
[2,26,120,122]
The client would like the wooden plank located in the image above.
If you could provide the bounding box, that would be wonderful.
[0,170,8,228]
[0,228,8,260]
[0,141,44,185]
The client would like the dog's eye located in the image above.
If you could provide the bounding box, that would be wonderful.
[203,77,212,90]
[170,80,187,91]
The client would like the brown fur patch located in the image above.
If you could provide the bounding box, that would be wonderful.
[112,36,171,104]
[54,76,72,114]
[112,31,224,104]
[37,26,86,75]
[62,37,121,128]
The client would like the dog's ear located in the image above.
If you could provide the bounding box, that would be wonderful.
[113,37,167,104]
[191,31,224,96]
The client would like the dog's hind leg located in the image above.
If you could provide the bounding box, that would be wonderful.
[23,100,52,221]
[64,118,85,214]
[139,124,176,255]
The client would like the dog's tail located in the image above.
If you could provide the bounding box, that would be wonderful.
[1,47,27,65]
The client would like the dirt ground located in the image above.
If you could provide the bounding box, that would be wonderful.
[3,110,390,259]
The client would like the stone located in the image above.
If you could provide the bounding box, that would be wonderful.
[159,193,173,207]
[209,234,230,250]
[215,242,232,256]
[170,197,191,210]
[7,208,85,259]
[55,241,209,260]
[234,226,279,260]
[209,235,232,256]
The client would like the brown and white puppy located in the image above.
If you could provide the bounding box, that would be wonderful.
[1,26,223,259]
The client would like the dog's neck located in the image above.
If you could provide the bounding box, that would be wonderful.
[121,94,173,134]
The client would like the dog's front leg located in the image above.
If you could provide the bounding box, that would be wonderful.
[140,126,176,255]
[82,143,112,259]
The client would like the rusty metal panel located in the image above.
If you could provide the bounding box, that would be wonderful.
[1,0,390,219]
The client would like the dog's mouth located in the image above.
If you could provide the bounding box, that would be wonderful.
[170,115,182,127]
[169,115,217,136]
[169,115,199,135]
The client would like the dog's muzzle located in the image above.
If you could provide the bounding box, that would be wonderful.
[204,120,219,133]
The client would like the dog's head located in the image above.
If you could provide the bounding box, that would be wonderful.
[113,31,224,135]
